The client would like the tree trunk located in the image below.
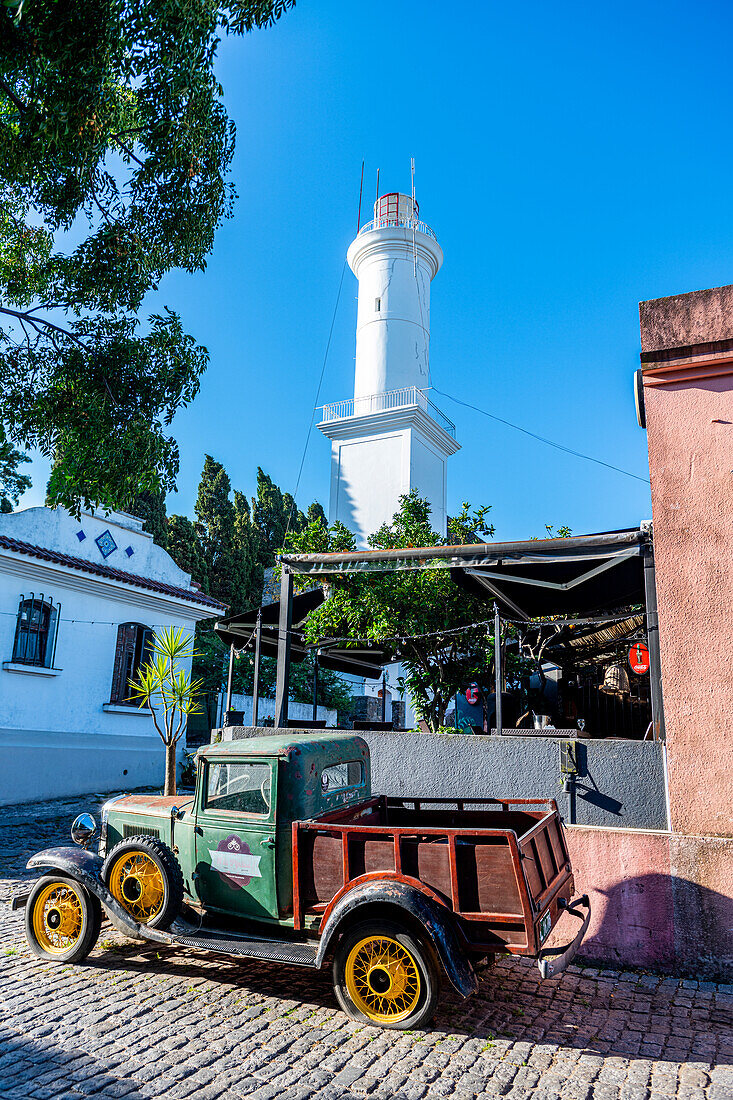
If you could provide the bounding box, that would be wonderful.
[164,741,177,796]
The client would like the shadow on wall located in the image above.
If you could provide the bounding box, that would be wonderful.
[579,873,733,981]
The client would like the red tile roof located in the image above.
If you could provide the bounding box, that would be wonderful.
[0,534,226,612]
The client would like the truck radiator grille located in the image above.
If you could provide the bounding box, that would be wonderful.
[122,825,160,840]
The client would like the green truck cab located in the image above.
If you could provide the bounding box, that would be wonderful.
[18,733,590,1029]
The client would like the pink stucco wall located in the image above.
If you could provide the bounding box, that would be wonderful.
[565,826,733,978]
[640,288,733,838]
[644,376,733,836]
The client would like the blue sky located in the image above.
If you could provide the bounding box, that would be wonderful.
[21,0,733,539]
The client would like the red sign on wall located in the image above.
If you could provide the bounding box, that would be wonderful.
[628,642,650,674]
[465,683,481,705]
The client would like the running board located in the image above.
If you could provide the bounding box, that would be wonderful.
[141,917,319,967]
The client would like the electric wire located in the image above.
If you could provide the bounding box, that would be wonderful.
[431,387,651,485]
[283,259,348,544]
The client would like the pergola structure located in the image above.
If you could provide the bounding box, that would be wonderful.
[215,526,663,738]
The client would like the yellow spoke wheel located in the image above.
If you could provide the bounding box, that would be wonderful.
[32,882,85,954]
[345,935,422,1024]
[108,851,165,924]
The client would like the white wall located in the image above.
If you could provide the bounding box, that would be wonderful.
[0,506,194,587]
[327,420,450,546]
[347,224,442,400]
[0,508,216,805]
[330,429,408,545]
[219,693,337,728]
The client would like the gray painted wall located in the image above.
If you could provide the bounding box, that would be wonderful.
[215,726,668,831]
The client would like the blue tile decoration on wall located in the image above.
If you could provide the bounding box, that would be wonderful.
[95,530,117,559]
[76,530,86,542]
[125,546,134,557]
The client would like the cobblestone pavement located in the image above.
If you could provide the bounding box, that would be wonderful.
[1,793,732,1100]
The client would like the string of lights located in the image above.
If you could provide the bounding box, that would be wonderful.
[0,610,190,631]
[284,610,637,651]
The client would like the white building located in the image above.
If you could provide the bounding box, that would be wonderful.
[0,506,223,805]
[319,191,460,546]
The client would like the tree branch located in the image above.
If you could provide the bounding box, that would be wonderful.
[0,78,27,115]
[0,305,86,347]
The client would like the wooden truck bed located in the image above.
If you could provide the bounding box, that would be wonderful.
[292,796,574,957]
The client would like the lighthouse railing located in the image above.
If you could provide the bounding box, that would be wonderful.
[319,387,455,438]
[356,216,437,242]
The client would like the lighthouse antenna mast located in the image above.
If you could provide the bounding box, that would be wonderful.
[411,157,417,276]
[356,159,364,234]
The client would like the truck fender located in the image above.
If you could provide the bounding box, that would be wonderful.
[315,876,478,999]
[26,847,145,940]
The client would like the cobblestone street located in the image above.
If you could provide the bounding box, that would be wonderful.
[1,794,732,1100]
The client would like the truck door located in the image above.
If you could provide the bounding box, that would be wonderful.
[194,757,279,922]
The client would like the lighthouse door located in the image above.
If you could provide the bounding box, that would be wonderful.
[195,757,279,922]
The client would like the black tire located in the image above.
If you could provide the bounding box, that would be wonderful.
[25,874,101,963]
[332,919,440,1029]
[101,835,183,931]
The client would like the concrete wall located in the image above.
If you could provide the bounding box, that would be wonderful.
[639,287,733,837]
[218,726,667,831]
[361,730,668,831]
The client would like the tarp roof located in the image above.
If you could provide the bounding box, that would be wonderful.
[280,528,651,621]
[214,589,388,679]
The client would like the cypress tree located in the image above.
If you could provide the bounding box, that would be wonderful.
[130,487,168,548]
[168,515,208,588]
[234,490,265,609]
[252,466,306,569]
[195,455,243,611]
[307,501,328,528]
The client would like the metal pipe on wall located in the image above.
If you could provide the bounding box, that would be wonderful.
[643,544,666,742]
[494,602,503,736]
[275,568,294,728]
[252,609,262,726]
[312,651,319,722]
[225,644,234,718]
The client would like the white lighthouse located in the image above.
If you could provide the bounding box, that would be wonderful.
[319,191,460,547]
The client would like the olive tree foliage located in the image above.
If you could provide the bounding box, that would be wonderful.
[284,491,501,733]
[0,436,30,510]
[0,0,294,513]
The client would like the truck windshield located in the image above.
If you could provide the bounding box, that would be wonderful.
[206,762,271,815]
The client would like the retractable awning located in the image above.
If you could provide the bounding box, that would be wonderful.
[215,588,387,679]
[280,528,650,621]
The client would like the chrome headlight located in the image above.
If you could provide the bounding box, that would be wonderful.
[71,812,97,848]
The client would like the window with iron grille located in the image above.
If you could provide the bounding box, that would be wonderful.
[110,622,153,705]
[12,594,60,668]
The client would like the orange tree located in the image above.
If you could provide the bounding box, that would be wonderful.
[283,492,506,733]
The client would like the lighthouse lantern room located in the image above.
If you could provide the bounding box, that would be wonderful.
[319,191,460,547]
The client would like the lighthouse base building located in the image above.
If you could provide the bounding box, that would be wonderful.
[320,393,459,545]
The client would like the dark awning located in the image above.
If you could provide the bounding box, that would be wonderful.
[215,588,387,679]
[281,528,650,621]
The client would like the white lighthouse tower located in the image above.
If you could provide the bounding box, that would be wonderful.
[319,191,460,546]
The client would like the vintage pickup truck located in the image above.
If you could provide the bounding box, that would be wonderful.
[17,733,590,1028]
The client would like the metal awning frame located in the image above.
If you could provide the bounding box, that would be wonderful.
[267,527,664,742]
[464,546,642,622]
[280,529,646,576]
